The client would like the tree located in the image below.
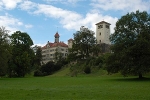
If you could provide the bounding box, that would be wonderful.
[68,28,97,61]
[0,26,10,76]
[8,31,34,77]
[34,47,42,66]
[54,48,68,69]
[54,48,63,63]
[106,10,150,78]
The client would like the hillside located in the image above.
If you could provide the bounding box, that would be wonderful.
[48,65,122,77]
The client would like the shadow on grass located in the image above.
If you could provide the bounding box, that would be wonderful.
[111,77,150,82]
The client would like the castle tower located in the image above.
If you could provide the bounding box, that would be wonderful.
[54,32,59,43]
[68,38,73,48]
[95,21,111,44]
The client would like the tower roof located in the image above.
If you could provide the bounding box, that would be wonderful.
[54,32,60,38]
[68,38,73,42]
[95,21,111,25]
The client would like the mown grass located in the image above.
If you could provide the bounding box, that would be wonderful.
[0,75,150,100]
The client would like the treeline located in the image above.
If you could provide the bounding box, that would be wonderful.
[65,10,150,78]
[34,58,68,76]
[0,28,66,77]
[1,10,150,78]
[0,28,42,77]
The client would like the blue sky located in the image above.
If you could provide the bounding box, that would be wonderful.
[0,0,150,46]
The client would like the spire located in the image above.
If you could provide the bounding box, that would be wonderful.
[54,32,59,43]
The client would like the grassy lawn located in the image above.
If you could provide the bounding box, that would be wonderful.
[0,75,150,100]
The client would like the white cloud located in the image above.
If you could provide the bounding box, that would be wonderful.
[25,24,33,29]
[0,14,22,33]
[33,4,83,29]
[0,0,22,10]
[0,13,33,34]
[33,40,47,47]
[33,4,118,33]
[91,0,150,12]
[19,0,37,11]
[34,4,82,19]
[1,0,149,35]
[82,13,118,34]
[33,43,45,47]
[17,22,23,26]
[19,1,118,34]
[43,0,81,5]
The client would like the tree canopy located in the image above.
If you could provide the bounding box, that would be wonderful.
[8,31,34,77]
[34,46,42,66]
[68,28,98,61]
[0,26,10,76]
[106,10,150,78]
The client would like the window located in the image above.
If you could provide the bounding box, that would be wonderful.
[47,54,49,57]
[106,25,109,29]
[98,25,103,29]
[99,32,101,35]
[99,40,101,43]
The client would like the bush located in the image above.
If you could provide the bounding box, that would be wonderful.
[84,67,91,74]
[40,61,55,75]
[34,61,66,77]
[34,70,43,76]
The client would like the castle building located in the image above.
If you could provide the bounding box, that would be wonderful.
[41,32,68,64]
[41,21,111,63]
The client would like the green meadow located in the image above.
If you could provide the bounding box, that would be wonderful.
[0,74,150,100]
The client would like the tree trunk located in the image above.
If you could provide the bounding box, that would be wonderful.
[138,73,143,79]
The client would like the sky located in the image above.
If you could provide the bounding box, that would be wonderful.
[0,0,150,46]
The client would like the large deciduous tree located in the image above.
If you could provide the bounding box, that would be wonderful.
[0,26,10,76]
[8,31,34,77]
[106,10,150,78]
[68,28,97,61]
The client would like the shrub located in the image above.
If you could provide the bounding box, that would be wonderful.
[34,70,43,76]
[40,61,55,75]
[84,67,91,74]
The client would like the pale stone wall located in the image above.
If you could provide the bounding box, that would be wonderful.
[42,46,68,64]
[96,21,111,45]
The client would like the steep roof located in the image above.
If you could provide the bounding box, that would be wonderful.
[95,21,111,25]
[42,42,68,49]
[51,42,68,47]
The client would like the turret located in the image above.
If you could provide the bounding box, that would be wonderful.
[54,32,59,43]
